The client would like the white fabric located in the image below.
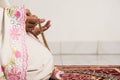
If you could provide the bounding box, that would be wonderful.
[26,33,54,80]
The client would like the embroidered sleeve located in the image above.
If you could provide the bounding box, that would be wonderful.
[1,5,27,80]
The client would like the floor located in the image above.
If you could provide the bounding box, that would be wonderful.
[48,41,120,65]
[53,54,120,65]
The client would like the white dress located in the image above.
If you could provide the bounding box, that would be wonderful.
[0,0,54,80]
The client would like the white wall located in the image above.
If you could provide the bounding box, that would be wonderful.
[9,0,120,42]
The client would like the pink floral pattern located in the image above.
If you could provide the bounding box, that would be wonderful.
[8,68,21,80]
[15,51,21,58]
[15,11,21,19]
[10,27,21,40]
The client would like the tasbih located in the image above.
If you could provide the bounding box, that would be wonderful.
[63,69,120,80]
[38,19,50,51]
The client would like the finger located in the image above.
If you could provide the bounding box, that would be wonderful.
[39,18,45,23]
[26,9,31,16]
[42,24,51,31]
[44,20,51,28]
[26,16,38,24]
[42,20,51,31]
[26,23,37,28]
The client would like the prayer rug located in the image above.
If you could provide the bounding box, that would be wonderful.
[55,65,120,80]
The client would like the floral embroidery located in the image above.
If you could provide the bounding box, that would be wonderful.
[15,51,21,58]
[10,27,21,40]
[15,11,21,19]
[8,68,21,80]
[6,8,21,19]
[6,8,14,17]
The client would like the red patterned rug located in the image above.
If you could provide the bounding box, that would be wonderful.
[55,65,120,80]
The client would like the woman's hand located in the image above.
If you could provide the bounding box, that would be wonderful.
[32,19,51,36]
[25,9,51,36]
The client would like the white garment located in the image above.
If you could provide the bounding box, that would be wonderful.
[26,33,54,80]
[0,1,54,80]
